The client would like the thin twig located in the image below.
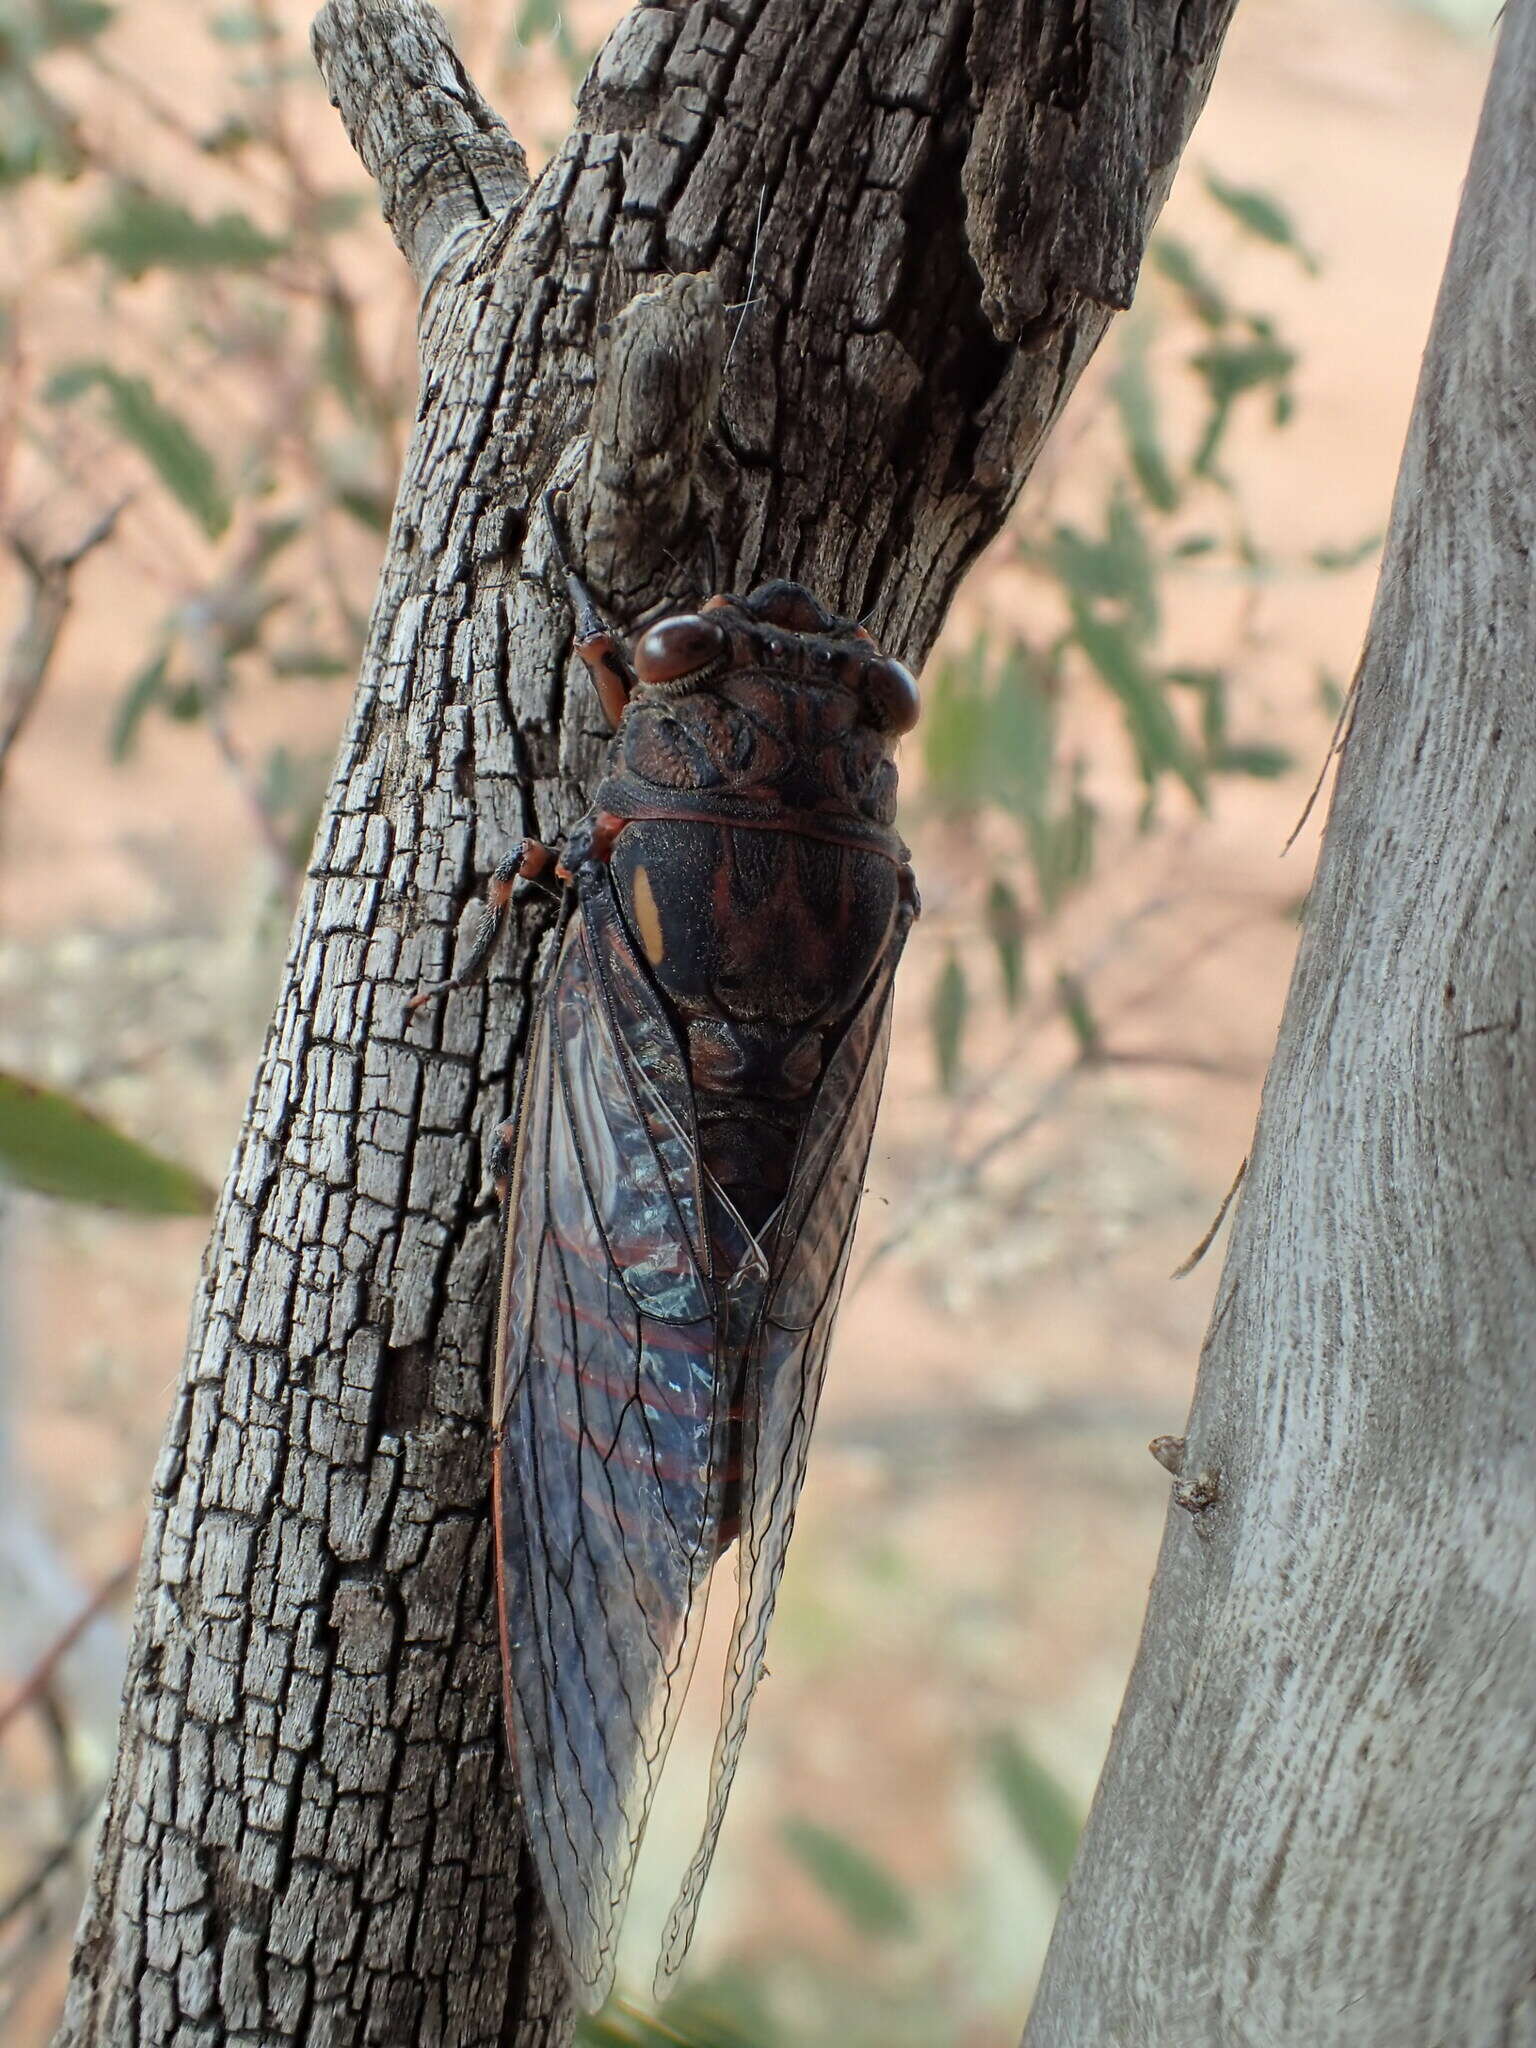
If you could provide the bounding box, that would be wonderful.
[0,502,126,791]
[0,1555,134,1749]
[0,1794,102,1936]
[1284,645,1365,855]
[1171,1153,1248,1279]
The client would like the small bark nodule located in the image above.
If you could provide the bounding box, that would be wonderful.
[1025,9,1536,2045]
[55,3,1238,2041]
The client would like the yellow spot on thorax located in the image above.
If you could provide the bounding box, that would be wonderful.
[632,864,666,965]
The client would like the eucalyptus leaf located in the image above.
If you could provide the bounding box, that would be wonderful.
[1212,742,1295,779]
[110,648,170,761]
[984,1728,1082,1890]
[1113,341,1180,513]
[1203,170,1319,273]
[1148,236,1228,328]
[0,1070,214,1213]
[1072,613,1204,805]
[929,950,968,1096]
[984,876,1027,1012]
[779,1817,915,1940]
[48,361,229,535]
[81,184,286,274]
[1056,972,1101,1062]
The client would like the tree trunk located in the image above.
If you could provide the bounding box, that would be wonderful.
[54,4,1239,2041]
[1022,11,1536,2045]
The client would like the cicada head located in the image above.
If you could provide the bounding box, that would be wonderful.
[610,579,920,831]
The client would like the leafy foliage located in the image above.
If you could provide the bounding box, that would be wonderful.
[79,184,287,274]
[918,173,1332,1088]
[2,2,406,880]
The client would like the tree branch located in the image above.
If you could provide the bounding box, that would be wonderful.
[1023,8,1536,2040]
[311,0,530,287]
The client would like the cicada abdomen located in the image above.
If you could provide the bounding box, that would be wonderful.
[417,522,920,2011]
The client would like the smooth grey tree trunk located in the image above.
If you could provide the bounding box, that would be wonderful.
[1023,9,1536,2045]
[54,4,1240,2042]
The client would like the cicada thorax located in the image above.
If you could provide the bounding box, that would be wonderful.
[591,582,916,1255]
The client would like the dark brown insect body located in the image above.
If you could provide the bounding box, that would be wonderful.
[412,520,919,2010]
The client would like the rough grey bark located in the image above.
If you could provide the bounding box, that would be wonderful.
[1023,10,1536,2046]
[55,3,1239,2042]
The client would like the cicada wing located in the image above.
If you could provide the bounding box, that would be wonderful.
[495,889,727,2011]
[656,917,912,1994]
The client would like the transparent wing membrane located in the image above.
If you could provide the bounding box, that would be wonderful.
[494,870,909,2009]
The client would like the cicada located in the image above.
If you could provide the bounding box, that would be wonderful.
[413,498,920,2009]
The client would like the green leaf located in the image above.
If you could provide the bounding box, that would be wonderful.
[80,185,286,275]
[1212,742,1295,779]
[1316,667,1345,718]
[1056,972,1101,1062]
[308,190,366,235]
[321,294,370,419]
[989,639,1057,825]
[1165,665,1227,753]
[1189,331,1297,482]
[577,1993,768,2048]
[109,648,169,761]
[1112,341,1179,514]
[335,483,392,533]
[984,876,1027,1013]
[1310,532,1383,572]
[779,1817,915,1940]
[929,950,968,1096]
[36,0,114,45]
[922,638,1055,825]
[208,7,281,41]
[1045,501,1158,637]
[1170,533,1218,559]
[0,1069,214,1213]
[984,1728,1081,1890]
[1203,170,1319,273]
[1148,236,1228,328]
[1027,768,1097,916]
[48,362,229,536]
[271,644,351,679]
[1072,613,1204,804]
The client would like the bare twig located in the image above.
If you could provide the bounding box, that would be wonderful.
[1170,1153,1248,1278]
[0,502,126,791]
[1284,645,1366,855]
[0,1555,135,1750]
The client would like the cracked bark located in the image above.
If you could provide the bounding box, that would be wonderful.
[54,3,1238,2042]
[1023,10,1536,2045]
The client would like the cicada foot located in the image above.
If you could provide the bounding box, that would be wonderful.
[487,1117,518,1202]
[406,839,560,1020]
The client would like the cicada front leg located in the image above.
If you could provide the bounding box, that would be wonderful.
[407,838,561,1018]
[542,488,636,729]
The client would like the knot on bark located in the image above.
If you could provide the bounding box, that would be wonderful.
[574,272,728,614]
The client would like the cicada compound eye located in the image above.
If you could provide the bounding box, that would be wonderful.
[862,654,921,735]
[633,613,726,686]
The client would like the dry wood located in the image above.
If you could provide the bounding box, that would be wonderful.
[1023,9,1536,2043]
[54,3,1238,2040]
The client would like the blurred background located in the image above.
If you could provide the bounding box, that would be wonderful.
[0,0,1501,2041]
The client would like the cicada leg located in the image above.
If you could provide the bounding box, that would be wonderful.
[406,839,560,1018]
[543,487,637,729]
[486,1116,518,1202]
